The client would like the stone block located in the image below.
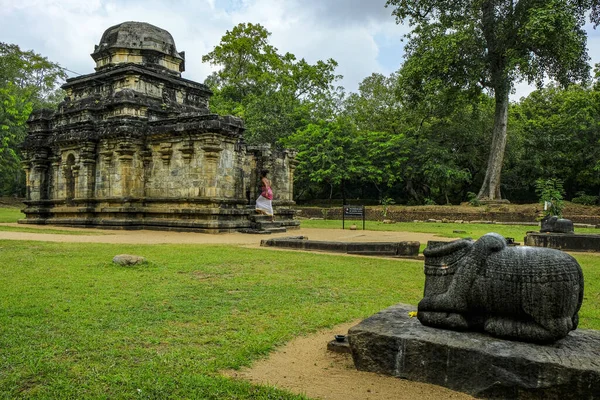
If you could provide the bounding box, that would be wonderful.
[349,303,600,399]
[113,254,146,266]
[524,232,600,252]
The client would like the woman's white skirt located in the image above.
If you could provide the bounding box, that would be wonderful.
[255,195,273,216]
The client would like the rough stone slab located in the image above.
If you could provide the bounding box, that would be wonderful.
[113,254,146,266]
[260,239,419,258]
[524,232,600,252]
[348,303,600,399]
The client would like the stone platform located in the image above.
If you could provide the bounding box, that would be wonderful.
[348,304,600,399]
[260,238,420,258]
[524,232,600,252]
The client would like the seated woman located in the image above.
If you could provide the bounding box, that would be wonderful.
[255,169,273,216]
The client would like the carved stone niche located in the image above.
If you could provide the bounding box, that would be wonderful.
[140,149,153,167]
[159,143,173,165]
[179,141,194,162]
[116,142,136,161]
[201,136,222,162]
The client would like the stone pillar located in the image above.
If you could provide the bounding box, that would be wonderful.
[201,136,223,198]
[50,157,61,200]
[21,161,31,200]
[116,142,135,197]
[28,150,50,201]
[79,144,96,199]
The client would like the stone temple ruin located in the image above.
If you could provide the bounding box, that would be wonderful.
[20,21,299,233]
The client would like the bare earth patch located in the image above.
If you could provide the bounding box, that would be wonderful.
[224,321,472,400]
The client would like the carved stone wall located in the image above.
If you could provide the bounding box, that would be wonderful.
[20,22,298,233]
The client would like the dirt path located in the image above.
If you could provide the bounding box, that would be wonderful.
[0,224,451,247]
[1,223,467,399]
[225,321,472,400]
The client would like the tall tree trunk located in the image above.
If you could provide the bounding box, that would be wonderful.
[477,84,509,200]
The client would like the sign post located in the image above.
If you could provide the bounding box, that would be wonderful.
[343,205,365,230]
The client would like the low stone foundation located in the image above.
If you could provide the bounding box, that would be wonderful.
[349,304,600,399]
[524,232,600,252]
[20,199,299,233]
[260,238,420,258]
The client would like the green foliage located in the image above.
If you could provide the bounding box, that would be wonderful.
[467,192,481,206]
[286,115,365,201]
[506,85,600,200]
[571,191,599,205]
[381,196,396,218]
[535,178,565,217]
[386,0,598,200]
[202,23,341,145]
[0,42,66,196]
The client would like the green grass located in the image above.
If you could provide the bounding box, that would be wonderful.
[0,207,22,223]
[1,217,600,398]
[0,241,426,399]
[1,240,598,399]
[301,219,600,240]
[0,208,105,235]
[0,225,107,235]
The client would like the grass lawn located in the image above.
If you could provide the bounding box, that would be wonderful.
[0,240,599,399]
[0,208,105,235]
[0,207,22,223]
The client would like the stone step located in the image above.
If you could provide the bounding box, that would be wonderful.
[237,228,273,235]
[264,227,287,234]
[249,214,275,222]
[254,221,283,230]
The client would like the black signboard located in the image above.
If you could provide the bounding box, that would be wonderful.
[342,205,365,230]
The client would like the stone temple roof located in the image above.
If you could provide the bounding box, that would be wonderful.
[92,21,184,61]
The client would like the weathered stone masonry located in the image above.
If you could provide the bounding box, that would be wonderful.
[21,21,299,232]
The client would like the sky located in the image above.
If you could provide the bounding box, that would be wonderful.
[1,0,600,101]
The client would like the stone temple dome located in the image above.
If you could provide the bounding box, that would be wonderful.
[91,21,185,75]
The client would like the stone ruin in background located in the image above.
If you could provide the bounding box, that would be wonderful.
[20,21,299,233]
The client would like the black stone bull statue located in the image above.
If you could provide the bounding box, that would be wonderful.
[418,233,584,343]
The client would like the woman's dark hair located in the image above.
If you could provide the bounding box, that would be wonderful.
[261,169,269,177]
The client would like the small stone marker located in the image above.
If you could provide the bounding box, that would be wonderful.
[113,254,146,266]
[453,230,466,234]
[327,334,351,354]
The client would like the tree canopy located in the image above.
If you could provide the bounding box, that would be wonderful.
[0,42,66,196]
[386,0,599,201]
[202,23,341,145]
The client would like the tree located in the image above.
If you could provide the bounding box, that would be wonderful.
[202,23,341,145]
[506,84,600,200]
[0,42,66,196]
[386,0,600,201]
[286,116,366,205]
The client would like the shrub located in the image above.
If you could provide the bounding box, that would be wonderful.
[571,191,598,206]
[535,178,565,218]
[467,192,481,207]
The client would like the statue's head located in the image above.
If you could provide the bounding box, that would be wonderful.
[422,238,474,296]
[424,239,474,275]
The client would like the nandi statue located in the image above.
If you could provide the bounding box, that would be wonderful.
[418,233,584,343]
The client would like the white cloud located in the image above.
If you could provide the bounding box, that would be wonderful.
[1,0,598,98]
[0,0,407,93]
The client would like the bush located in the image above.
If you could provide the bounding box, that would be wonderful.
[571,191,598,206]
[467,192,481,207]
[535,178,565,217]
